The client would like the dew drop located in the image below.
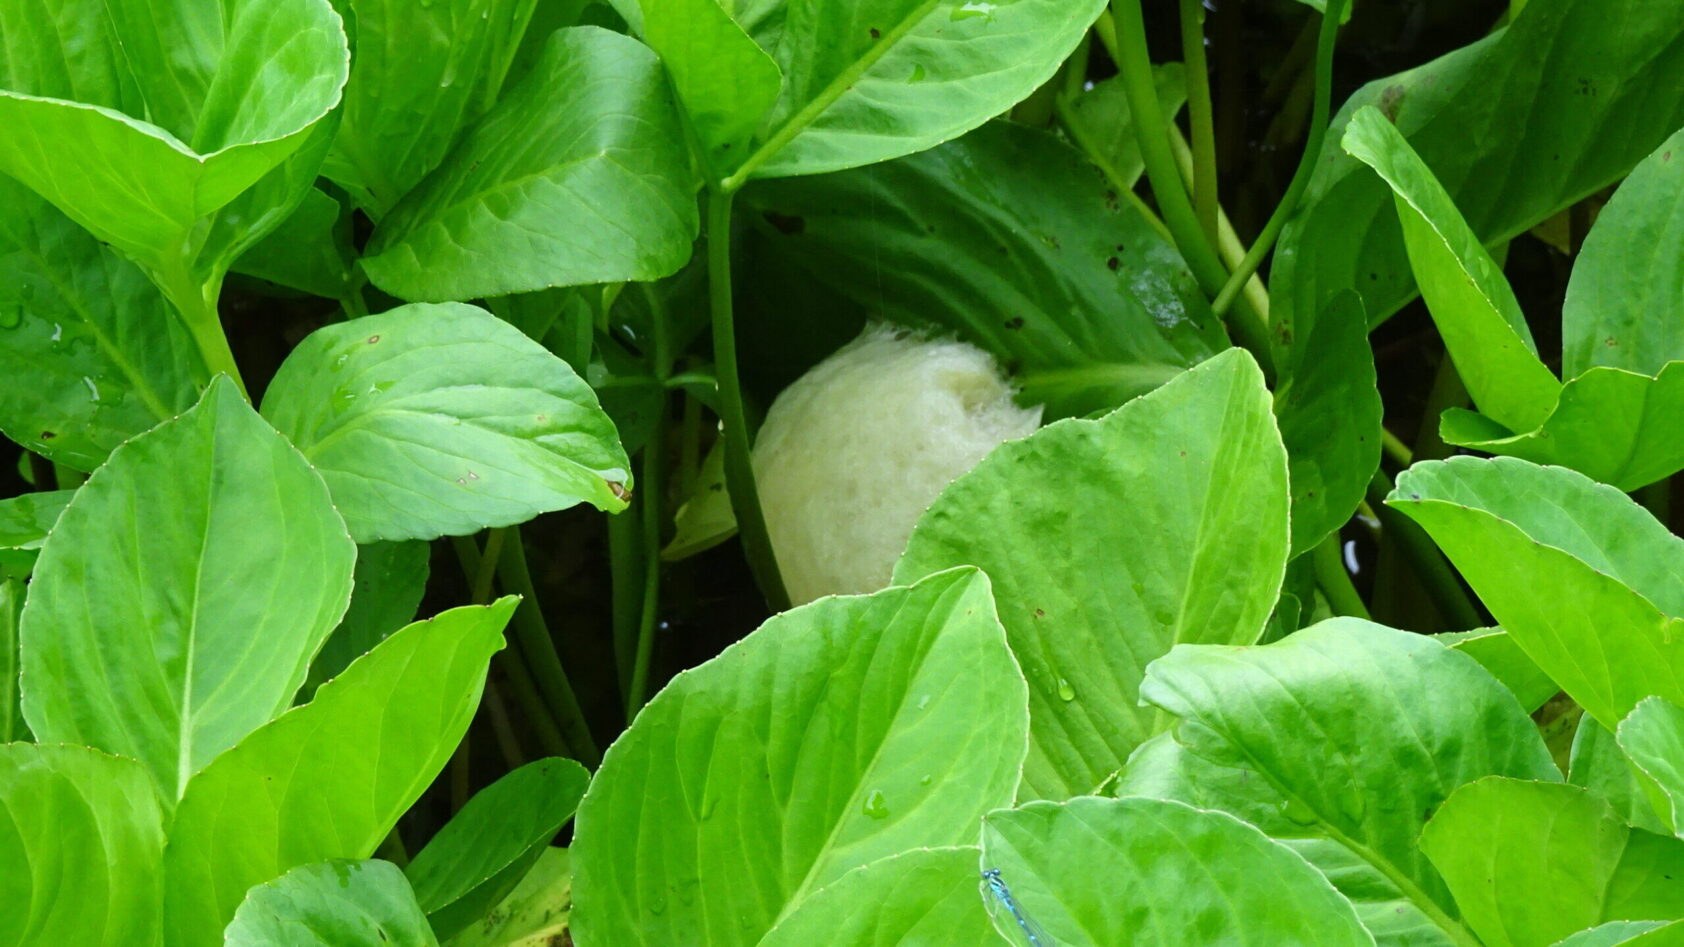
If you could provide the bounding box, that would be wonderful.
[916,694,931,710]
[908,63,927,83]
[1056,678,1076,702]
[919,774,933,786]
[82,376,100,403]
[950,0,996,20]
[862,789,889,820]
[333,353,349,371]
[50,323,63,343]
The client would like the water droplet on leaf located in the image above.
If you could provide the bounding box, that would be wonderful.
[1056,678,1076,702]
[862,789,889,819]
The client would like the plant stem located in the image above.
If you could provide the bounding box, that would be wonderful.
[705,187,790,610]
[163,269,247,396]
[608,500,642,696]
[1178,0,1219,245]
[482,680,526,770]
[496,530,601,766]
[471,527,508,604]
[1167,124,1271,323]
[1210,0,1346,320]
[1111,0,1274,378]
[626,399,667,720]
[1366,469,1484,630]
[1312,534,1369,619]
[1380,427,1414,468]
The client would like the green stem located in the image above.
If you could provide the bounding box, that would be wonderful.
[1414,357,1468,463]
[705,187,791,610]
[1380,427,1414,468]
[497,530,601,766]
[608,500,642,696]
[1312,534,1370,619]
[1178,0,1219,244]
[471,528,508,605]
[626,398,667,719]
[482,680,527,770]
[1210,0,1346,319]
[1366,469,1484,630]
[1111,0,1274,378]
[162,268,246,396]
[1167,125,1271,324]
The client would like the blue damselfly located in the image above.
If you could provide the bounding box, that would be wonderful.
[982,867,1053,947]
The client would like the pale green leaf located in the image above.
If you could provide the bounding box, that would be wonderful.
[0,180,206,471]
[1441,629,1557,713]
[20,376,356,801]
[0,490,73,551]
[224,859,438,947]
[0,744,165,946]
[361,27,698,302]
[260,302,630,543]
[1571,717,1670,836]
[1555,922,1684,947]
[304,540,432,699]
[0,579,23,742]
[1420,777,1684,947]
[895,348,1289,800]
[761,848,1004,947]
[443,847,572,947]
[1059,64,1187,193]
[408,757,589,940]
[1342,106,1559,433]
[1389,456,1684,730]
[164,599,514,947]
[230,187,356,299]
[1119,618,1559,946]
[1618,697,1684,836]
[570,568,1028,947]
[981,797,1374,946]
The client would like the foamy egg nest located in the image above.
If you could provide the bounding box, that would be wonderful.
[752,324,1042,605]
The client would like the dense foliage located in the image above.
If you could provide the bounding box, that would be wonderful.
[3,0,1684,944]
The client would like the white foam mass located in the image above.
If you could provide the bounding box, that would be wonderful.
[752,324,1043,605]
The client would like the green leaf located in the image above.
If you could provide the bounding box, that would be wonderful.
[1059,64,1188,193]
[0,490,73,551]
[895,349,1288,799]
[1439,364,1684,491]
[0,180,206,471]
[0,0,350,286]
[1441,629,1558,714]
[981,797,1374,946]
[407,757,589,940]
[230,187,356,300]
[304,540,433,699]
[323,0,539,218]
[1564,126,1684,377]
[1419,777,1684,947]
[0,744,165,945]
[1572,716,1670,836]
[163,599,515,947]
[570,568,1028,947]
[1618,697,1684,835]
[444,847,572,947]
[361,27,698,302]
[1119,618,1559,945]
[20,376,356,801]
[731,0,1106,181]
[610,0,782,175]
[760,848,1004,947]
[738,120,1229,421]
[1556,922,1684,947]
[1342,106,1559,433]
[225,859,438,947]
[1389,456,1684,730]
[0,580,24,742]
[260,302,631,543]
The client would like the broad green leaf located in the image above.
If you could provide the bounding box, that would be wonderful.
[1564,127,1684,377]
[230,187,356,300]
[20,376,356,801]
[361,28,698,302]
[1268,0,1684,565]
[981,797,1374,946]
[1440,629,1557,714]
[225,859,438,947]
[1119,618,1559,946]
[1059,64,1187,193]
[0,744,165,945]
[1420,777,1684,947]
[738,120,1229,421]
[0,180,206,471]
[0,489,72,551]
[323,0,539,218]
[1556,922,1684,947]
[895,349,1288,799]
[610,0,782,175]
[1342,106,1558,433]
[164,599,515,947]
[736,0,1106,180]
[407,757,589,939]
[260,303,630,542]
[1571,717,1670,836]
[1439,364,1684,491]
[0,579,23,741]
[445,847,572,947]
[1272,290,1381,555]
[570,568,1028,947]
[1618,698,1684,835]
[0,0,349,287]
[760,848,1003,947]
[1389,456,1684,730]
[304,540,433,699]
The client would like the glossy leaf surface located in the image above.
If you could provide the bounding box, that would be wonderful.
[760,848,1003,947]
[224,859,438,947]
